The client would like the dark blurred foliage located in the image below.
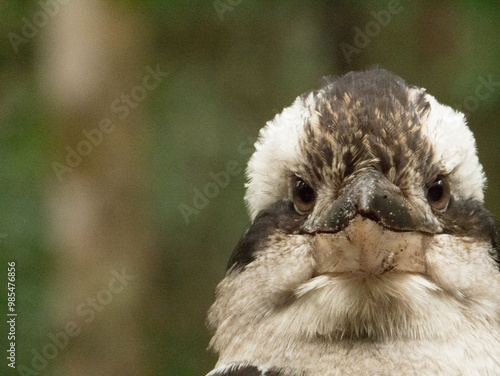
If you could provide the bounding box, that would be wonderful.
[0,1,499,375]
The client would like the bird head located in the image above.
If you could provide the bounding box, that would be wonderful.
[207,69,500,372]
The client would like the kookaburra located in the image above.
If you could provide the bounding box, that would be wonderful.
[206,69,500,375]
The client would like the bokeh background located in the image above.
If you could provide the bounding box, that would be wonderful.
[0,1,499,375]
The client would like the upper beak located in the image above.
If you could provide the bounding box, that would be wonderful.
[302,169,439,234]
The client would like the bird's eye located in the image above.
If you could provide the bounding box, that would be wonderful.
[293,177,316,215]
[427,176,450,211]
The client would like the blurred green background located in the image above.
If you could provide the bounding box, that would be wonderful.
[0,1,499,375]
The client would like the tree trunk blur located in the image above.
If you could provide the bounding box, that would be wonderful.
[38,1,154,374]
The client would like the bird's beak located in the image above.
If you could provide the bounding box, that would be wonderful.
[302,169,439,234]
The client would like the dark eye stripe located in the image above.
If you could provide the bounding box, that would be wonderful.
[226,201,306,273]
[439,197,499,267]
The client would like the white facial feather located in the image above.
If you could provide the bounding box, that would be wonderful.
[417,92,486,202]
[245,94,313,220]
